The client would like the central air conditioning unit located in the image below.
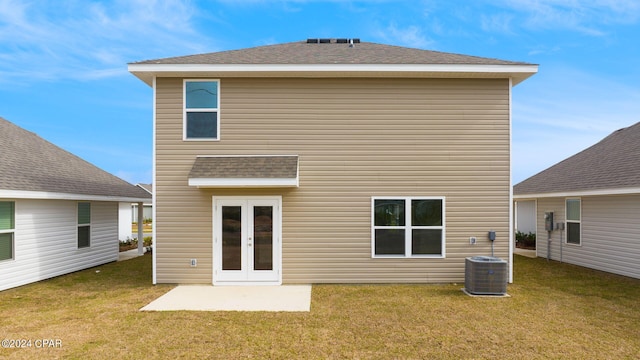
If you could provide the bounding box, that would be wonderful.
[464,256,507,295]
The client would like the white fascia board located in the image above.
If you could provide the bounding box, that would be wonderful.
[129,63,539,86]
[0,189,150,203]
[513,187,640,199]
[128,64,538,75]
[188,178,299,188]
[129,63,538,73]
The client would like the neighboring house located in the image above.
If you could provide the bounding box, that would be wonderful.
[132,183,153,222]
[514,122,640,279]
[0,117,151,291]
[117,183,153,241]
[128,38,537,285]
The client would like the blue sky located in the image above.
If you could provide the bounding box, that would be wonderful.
[1,0,639,185]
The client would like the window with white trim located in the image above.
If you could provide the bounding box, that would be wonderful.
[566,198,581,245]
[184,80,220,140]
[78,202,91,248]
[0,201,15,261]
[372,197,445,258]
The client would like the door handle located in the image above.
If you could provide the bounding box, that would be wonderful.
[248,237,252,246]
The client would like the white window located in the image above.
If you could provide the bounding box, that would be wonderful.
[184,80,220,140]
[372,197,445,258]
[78,202,91,248]
[566,198,581,245]
[0,201,15,261]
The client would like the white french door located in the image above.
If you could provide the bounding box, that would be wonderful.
[213,197,281,285]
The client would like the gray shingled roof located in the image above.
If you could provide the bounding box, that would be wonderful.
[0,117,151,200]
[132,39,530,66]
[189,156,298,180]
[514,122,640,195]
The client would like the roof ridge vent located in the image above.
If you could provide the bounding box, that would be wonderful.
[305,38,361,45]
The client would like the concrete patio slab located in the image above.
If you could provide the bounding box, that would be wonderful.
[117,248,146,262]
[141,285,312,312]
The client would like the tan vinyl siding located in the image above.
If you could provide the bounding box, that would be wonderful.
[155,77,511,284]
[536,195,640,279]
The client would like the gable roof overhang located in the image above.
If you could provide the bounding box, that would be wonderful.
[0,189,150,203]
[188,155,299,188]
[513,186,640,200]
[128,63,538,87]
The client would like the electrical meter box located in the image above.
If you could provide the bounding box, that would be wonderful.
[544,211,554,231]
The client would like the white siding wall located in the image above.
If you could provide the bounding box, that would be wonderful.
[536,194,640,279]
[0,199,119,291]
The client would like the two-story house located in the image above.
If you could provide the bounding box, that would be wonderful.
[128,39,537,285]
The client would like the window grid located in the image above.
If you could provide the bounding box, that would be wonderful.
[77,202,91,249]
[0,201,15,261]
[566,198,581,245]
[183,79,220,141]
[372,197,445,258]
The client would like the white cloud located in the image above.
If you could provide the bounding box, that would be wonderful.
[0,0,212,85]
[480,13,514,34]
[492,0,640,35]
[374,22,433,48]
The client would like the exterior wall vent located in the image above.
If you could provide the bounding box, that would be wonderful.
[464,256,508,295]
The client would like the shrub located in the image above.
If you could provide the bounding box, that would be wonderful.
[516,231,536,247]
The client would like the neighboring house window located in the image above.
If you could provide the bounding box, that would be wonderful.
[566,198,581,245]
[184,80,220,140]
[0,201,15,261]
[77,202,91,248]
[372,197,445,258]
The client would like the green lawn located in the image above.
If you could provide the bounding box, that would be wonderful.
[1,255,639,359]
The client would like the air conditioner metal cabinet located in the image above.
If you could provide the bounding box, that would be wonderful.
[465,256,508,295]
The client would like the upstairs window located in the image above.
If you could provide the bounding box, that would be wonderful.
[566,198,581,245]
[0,201,15,261]
[78,202,91,248]
[372,197,445,258]
[184,80,220,140]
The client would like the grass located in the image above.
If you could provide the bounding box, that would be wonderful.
[1,255,639,359]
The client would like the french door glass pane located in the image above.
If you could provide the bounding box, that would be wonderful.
[253,206,273,271]
[412,229,442,255]
[374,229,405,255]
[222,206,242,270]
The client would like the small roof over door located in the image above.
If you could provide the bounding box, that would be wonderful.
[188,155,299,188]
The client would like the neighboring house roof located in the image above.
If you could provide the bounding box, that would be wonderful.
[129,38,538,86]
[0,117,151,202]
[514,122,640,197]
[136,183,152,195]
[188,155,299,188]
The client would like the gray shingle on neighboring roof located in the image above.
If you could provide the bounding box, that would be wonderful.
[189,156,298,179]
[131,39,532,66]
[514,122,640,195]
[0,117,151,200]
